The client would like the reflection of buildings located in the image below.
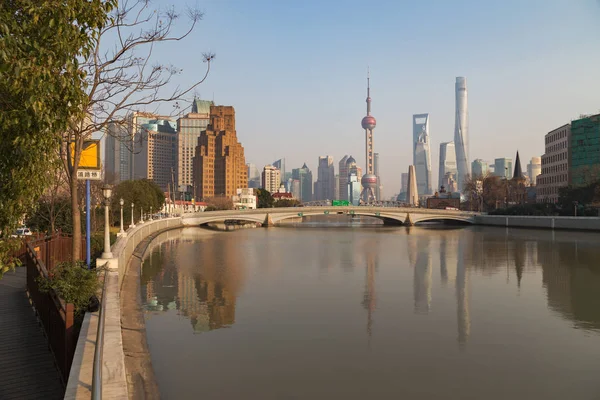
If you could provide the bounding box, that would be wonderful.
[361,240,379,338]
[456,235,470,348]
[413,236,432,314]
[539,238,600,330]
[440,235,457,287]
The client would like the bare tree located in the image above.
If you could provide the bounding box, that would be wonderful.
[61,0,215,260]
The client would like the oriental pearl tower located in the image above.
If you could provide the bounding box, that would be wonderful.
[360,69,377,203]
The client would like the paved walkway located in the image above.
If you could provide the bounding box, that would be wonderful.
[0,267,64,399]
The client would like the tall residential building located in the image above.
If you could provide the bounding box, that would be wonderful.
[454,77,470,190]
[314,156,335,201]
[128,112,162,180]
[348,172,361,206]
[334,175,340,201]
[471,159,489,178]
[406,165,419,206]
[133,118,178,190]
[400,172,409,194]
[537,123,570,203]
[570,114,600,186]
[177,99,213,192]
[292,163,313,203]
[494,158,513,179]
[413,113,432,195]
[193,106,247,200]
[105,122,127,184]
[439,141,457,190]
[374,152,382,200]
[272,159,286,184]
[527,157,541,186]
[360,71,377,203]
[338,155,349,201]
[261,165,280,193]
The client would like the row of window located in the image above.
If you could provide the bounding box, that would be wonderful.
[541,161,567,175]
[545,129,568,145]
[538,174,567,186]
[545,140,567,154]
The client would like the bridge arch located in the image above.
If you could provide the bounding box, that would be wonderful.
[270,210,407,225]
[410,214,474,225]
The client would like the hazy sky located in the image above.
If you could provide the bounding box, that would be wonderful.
[143,0,600,197]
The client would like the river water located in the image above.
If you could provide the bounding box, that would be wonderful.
[141,225,600,399]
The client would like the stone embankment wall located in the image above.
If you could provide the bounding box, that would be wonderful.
[475,215,600,231]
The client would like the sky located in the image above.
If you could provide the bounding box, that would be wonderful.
[138,0,600,198]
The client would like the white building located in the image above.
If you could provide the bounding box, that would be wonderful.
[439,142,457,189]
[261,165,281,193]
[454,77,470,190]
[537,124,571,203]
[413,113,432,195]
[232,188,257,210]
[527,156,542,186]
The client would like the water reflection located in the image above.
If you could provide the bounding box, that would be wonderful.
[141,229,242,333]
[361,238,379,338]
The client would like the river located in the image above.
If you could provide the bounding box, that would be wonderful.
[140,224,600,399]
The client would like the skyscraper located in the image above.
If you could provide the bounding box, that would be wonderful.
[292,163,313,203]
[454,77,470,190]
[439,142,457,190]
[360,70,377,203]
[314,156,335,201]
[338,155,349,201]
[193,106,247,199]
[374,152,381,201]
[261,165,280,193]
[494,158,513,179]
[133,118,178,190]
[247,163,261,188]
[105,122,127,184]
[471,159,489,178]
[177,98,213,192]
[413,113,432,195]
[272,158,286,184]
[527,157,541,185]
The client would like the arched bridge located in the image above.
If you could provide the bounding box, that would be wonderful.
[181,206,480,227]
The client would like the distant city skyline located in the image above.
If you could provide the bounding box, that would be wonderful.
[107,1,600,196]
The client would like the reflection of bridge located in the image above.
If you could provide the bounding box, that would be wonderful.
[182,206,479,227]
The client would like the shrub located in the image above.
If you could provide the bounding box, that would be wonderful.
[36,261,103,315]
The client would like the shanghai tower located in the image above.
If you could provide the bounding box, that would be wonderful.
[454,77,470,190]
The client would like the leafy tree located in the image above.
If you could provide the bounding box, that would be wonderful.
[256,189,274,208]
[26,197,73,235]
[273,199,301,208]
[111,180,165,225]
[0,0,113,276]
[60,0,214,261]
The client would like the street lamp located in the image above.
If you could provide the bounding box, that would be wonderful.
[150,206,153,221]
[130,202,136,229]
[101,184,113,259]
[119,198,125,235]
[140,207,144,224]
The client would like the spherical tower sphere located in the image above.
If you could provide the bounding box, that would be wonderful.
[361,115,376,130]
[361,173,378,189]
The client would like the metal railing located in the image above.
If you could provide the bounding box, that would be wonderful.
[25,240,77,384]
[91,270,108,400]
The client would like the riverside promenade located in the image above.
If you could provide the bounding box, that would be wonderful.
[0,267,64,399]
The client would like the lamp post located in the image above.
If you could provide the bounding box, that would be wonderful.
[140,207,144,224]
[130,202,136,229]
[101,184,113,259]
[119,198,125,236]
[150,206,153,221]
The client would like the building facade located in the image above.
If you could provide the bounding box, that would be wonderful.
[454,77,470,190]
[261,165,281,193]
[494,158,513,179]
[314,156,335,201]
[413,113,432,195]
[570,114,600,186]
[438,141,457,190]
[247,163,261,188]
[193,106,247,200]
[177,99,213,192]
[133,119,178,190]
[338,155,349,201]
[471,159,489,179]
[537,124,571,203]
[406,165,419,206]
[272,158,286,184]
[348,172,361,206]
[105,122,127,184]
[374,152,382,201]
[527,157,541,186]
[292,163,313,203]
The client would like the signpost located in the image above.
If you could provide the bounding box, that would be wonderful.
[74,140,101,268]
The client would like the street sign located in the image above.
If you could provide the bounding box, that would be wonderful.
[297,212,303,217]
[375,212,380,216]
[324,211,329,215]
[76,169,102,180]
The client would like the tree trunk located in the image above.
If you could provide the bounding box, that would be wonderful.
[70,173,81,261]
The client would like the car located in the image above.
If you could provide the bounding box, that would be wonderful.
[10,227,32,238]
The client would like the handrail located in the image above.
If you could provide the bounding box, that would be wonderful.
[91,270,108,400]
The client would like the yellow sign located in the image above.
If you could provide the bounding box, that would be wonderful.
[71,140,100,169]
